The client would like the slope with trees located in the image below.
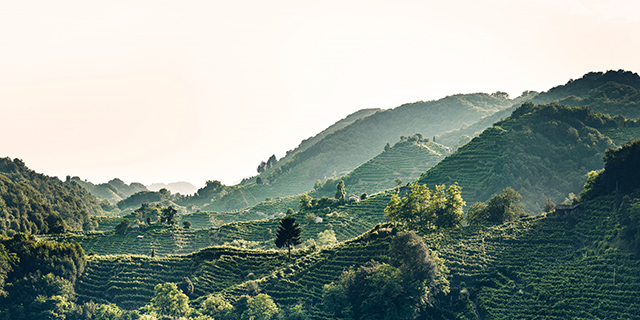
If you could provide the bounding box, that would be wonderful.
[418,102,640,213]
[189,93,514,212]
[0,158,107,235]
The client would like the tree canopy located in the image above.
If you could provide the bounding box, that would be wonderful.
[274,216,302,260]
[384,183,465,231]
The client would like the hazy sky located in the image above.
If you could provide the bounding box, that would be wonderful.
[1,0,639,189]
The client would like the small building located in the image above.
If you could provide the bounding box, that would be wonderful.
[348,194,360,203]
[315,217,323,223]
[137,235,144,240]
[553,204,581,215]
[141,202,149,208]
[129,224,140,232]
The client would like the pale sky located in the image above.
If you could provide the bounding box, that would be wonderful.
[1,0,639,189]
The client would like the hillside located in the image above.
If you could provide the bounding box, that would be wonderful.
[71,177,148,205]
[436,70,640,149]
[62,140,640,319]
[197,93,514,211]
[51,191,393,256]
[418,103,640,212]
[0,158,110,235]
[310,134,450,198]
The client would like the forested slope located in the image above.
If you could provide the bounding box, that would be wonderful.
[0,158,106,235]
[436,69,640,148]
[418,103,640,212]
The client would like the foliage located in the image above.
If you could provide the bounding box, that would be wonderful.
[582,139,640,199]
[275,216,302,259]
[316,230,338,247]
[151,282,190,318]
[419,102,640,212]
[201,294,234,319]
[161,206,177,226]
[335,180,346,203]
[241,293,279,320]
[384,183,464,231]
[465,188,525,225]
[114,219,130,235]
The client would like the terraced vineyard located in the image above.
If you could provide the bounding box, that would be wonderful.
[73,188,640,318]
[338,139,449,196]
[55,191,392,256]
[418,103,640,212]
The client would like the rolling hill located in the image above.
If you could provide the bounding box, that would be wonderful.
[418,102,640,212]
[436,70,640,149]
[191,92,516,212]
[67,140,640,319]
[0,157,107,235]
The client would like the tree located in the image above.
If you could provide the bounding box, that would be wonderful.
[183,220,192,229]
[543,197,556,213]
[486,188,525,223]
[395,178,404,187]
[435,183,465,228]
[256,177,263,185]
[299,194,312,210]
[384,143,391,152]
[201,295,234,319]
[335,180,346,203]
[241,294,279,320]
[162,206,177,226]
[466,202,489,226]
[274,216,302,260]
[114,219,130,235]
[286,208,295,215]
[317,230,338,247]
[151,282,190,318]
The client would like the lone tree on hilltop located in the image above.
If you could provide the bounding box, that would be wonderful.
[274,216,302,260]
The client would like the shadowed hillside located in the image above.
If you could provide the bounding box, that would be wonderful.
[418,103,640,212]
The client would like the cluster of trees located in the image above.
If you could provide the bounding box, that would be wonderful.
[384,183,465,231]
[257,155,278,174]
[322,232,442,320]
[0,233,87,319]
[466,188,526,225]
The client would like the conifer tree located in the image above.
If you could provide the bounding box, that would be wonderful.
[274,216,301,260]
[335,180,346,203]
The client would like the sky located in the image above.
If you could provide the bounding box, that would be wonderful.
[1,0,639,190]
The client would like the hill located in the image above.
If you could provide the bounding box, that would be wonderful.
[196,93,514,211]
[309,134,450,198]
[71,177,148,206]
[436,70,640,149]
[0,157,106,235]
[63,141,640,319]
[418,102,640,212]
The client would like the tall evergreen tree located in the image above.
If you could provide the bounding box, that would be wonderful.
[274,216,301,260]
[335,180,346,203]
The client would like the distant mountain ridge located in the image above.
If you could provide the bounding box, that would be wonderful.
[147,181,197,195]
[70,177,148,205]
